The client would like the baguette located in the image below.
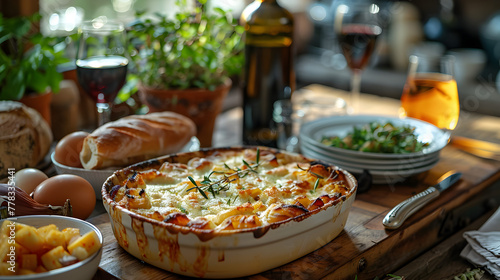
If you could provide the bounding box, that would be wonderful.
[80,112,196,170]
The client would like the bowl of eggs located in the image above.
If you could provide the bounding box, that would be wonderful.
[0,215,103,280]
[51,131,116,200]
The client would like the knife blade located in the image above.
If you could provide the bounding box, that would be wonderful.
[451,136,500,153]
[382,171,462,230]
[450,136,500,161]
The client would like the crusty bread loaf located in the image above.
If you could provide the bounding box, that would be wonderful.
[80,112,197,170]
[0,101,53,176]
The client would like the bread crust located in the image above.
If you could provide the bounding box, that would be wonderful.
[0,101,53,176]
[80,112,197,170]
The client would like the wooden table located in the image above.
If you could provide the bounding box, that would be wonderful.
[89,85,500,280]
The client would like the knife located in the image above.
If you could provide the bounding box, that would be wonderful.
[450,136,500,161]
[382,171,462,230]
[451,136,500,153]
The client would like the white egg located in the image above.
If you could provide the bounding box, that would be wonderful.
[14,168,49,195]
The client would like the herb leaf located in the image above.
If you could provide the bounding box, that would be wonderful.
[188,176,198,186]
[197,187,208,199]
[188,176,208,199]
[321,122,429,154]
[313,178,320,192]
[242,159,252,170]
[185,152,261,199]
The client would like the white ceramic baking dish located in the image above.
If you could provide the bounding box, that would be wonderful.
[101,147,357,278]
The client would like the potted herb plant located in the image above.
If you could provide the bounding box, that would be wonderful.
[0,13,67,126]
[127,0,244,147]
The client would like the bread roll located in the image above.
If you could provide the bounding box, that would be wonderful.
[0,101,53,176]
[80,112,197,170]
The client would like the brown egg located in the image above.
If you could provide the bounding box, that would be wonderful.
[54,131,89,168]
[14,168,49,195]
[33,174,96,219]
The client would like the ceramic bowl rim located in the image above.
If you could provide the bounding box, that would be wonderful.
[0,215,103,279]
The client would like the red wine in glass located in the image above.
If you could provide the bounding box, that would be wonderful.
[334,0,383,115]
[337,24,382,71]
[76,20,127,126]
[76,55,128,104]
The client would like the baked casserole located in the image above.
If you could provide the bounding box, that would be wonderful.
[102,147,357,278]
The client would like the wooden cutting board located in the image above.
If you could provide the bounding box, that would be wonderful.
[89,145,500,280]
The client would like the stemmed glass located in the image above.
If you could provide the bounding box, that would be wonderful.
[76,19,128,126]
[400,55,460,132]
[334,1,382,114]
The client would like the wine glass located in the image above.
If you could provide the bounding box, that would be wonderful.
[333,1,382,114]
[76,19,128,126]
[400,55,460,131]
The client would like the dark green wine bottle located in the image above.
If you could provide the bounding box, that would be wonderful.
[240,0,295,147]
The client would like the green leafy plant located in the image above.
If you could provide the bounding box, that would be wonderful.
[452,268,484,280]
[0,13,67,100]
[127,0,244,91]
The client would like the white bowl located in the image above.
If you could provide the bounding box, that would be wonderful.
[0,215,103,280]
[51,152,115,200]
[447,48,486,82]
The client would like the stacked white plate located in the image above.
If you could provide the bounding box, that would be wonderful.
[299,115,450,184]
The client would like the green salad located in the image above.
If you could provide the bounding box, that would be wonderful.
[320,122,429,154]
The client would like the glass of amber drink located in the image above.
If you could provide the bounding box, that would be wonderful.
[400,55,459,130]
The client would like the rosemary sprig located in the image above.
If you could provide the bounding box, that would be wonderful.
[242,159,257,172]
[297,163,325,179]
[313,178,320,192]
[188,176,208,199]
[226,194,238,205]
[297,163,325,193]
[186,148,261,199]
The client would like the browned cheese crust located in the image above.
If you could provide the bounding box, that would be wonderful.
[106,148,355,232]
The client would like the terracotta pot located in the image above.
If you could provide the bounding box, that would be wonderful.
[50,80,80,140]
[138,79,231,147]
[19,91,53,127]
[62,67,97,130]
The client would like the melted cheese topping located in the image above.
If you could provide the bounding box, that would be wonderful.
[111,149,351,231]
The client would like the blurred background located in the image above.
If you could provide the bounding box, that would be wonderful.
[2,0,500,117]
